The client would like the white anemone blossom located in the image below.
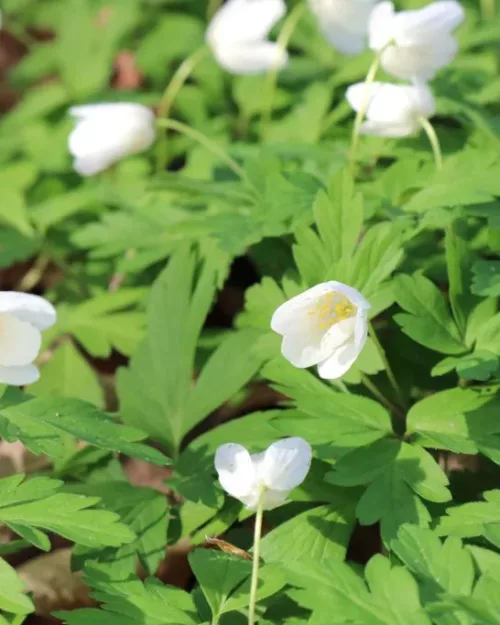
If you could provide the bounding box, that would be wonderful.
[215,438,312,510]
[271,282,370,379]
[206,0,287,74]
[346,80,436,137]
[68,103,156,176]
[0,292,56,386]
[307,0,379,55]
[369,0,465,80]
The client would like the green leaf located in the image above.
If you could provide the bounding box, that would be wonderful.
[445,218,478,335]
[0,474,135,548]
[184,329,264,435]
[189,550,251,620]
[327,440,450,542]
[394,274,466,354]
[30,340,104,406]
[407,387,500,460]
[436,490,500,549]
[261,501,356,569]
[472,260,500,296]
[0,558,34,615]
[58,571,199,625]
[392,525,474,597]
[118,245,230,453]
[0,397,171,465]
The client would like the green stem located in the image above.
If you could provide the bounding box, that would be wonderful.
[248,494,264,625]
[156,118,253,188]
[333,379,351,394]
[360,373,401,417]
[15,253,50,292]
[419,117,443,171]
[348,48,385,176]
[11,615,26,625]
[368,321,406,409]
[260,2,307,137]
[481,0,495,19]
[156,46,209,172]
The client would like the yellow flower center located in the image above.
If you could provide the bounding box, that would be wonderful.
[308,291,357,331]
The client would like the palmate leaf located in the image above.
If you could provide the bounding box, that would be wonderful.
[58,567,200,625]
[118,245,263,456]
[406,387,500,463]
[0,474,135,549]
[394,274,467,355]
[0,395,170,466]
[286,552,432,625]
[326,438,451,543]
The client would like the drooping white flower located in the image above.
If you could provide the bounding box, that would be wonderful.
[271,282,370,379]
[215,438,312,510]
[307,0,379,55]
[0,292,56,386]
[206,0,287,75]
[68,103,156,176]
[369,0,464,80]
[346,80,436,137]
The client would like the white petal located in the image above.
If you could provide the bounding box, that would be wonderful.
[215,443,257,499]
[0,314,41,367]
[68,103,156,175]
[317,338,362,379]
[321,24,367,55]
[369,1,395,50]
[207,0,285,45]
[271,283,337,335]
[393,1,464,46]
[360,119,419,137]
[257,437,312,491]
[0,292,56,330]
[380,39,458,80]
[0,364,40,386]
[211,41,287,75]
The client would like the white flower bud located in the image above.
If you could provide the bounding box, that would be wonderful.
[206,0,287,75]
[0,293,56,386]
[68,103,156,176]
[215,438,312,510]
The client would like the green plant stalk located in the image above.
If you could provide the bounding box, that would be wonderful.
[207,0,223,19]
[348,47,386,176]
[156,118,254,188]
[360,373,402,417]
[419,117,443,171]
[260,2,307,137]
[156,46,209,172]
[248,493,265,625]
[11,614,26,625]
[368,322,407,409]
[481,0,495,19]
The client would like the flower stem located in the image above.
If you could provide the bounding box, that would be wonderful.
[156,118,253,188]
[260,2,307,138]
[360,373,401,417]
[368,321,406,409]
[348,48,385,176]
[156,45,209,172]
[419,117,443,171]
[248,495,265,625]
[481,0,495,19]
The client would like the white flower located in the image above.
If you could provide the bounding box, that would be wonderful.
[206,0,287,75]
[369,0,464,80]
[68,103,156,176]
[215,438,312,510]
[0,292,56,386]
[307,0,379,55]
[346,80,436,137]
[271,282,370,379]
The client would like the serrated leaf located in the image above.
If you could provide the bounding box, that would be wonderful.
[394,274,466,354]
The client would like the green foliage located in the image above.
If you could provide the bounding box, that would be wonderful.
[3,0,500,623]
